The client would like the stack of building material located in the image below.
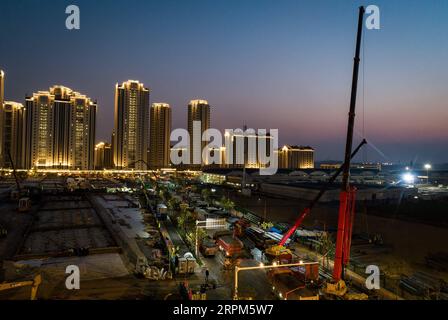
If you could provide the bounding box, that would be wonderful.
[425,252,448,271]
[400,272,443,298]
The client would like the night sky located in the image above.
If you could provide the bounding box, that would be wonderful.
[1,0,447,163]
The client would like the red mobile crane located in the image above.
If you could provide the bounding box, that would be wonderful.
[266,6,366,298]
[327,6,365,296]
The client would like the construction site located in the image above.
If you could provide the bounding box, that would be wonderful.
[1,5,447,302]
[1,158,447,301]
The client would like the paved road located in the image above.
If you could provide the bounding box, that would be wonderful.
[200,251,275,300]
[0,202,34,260]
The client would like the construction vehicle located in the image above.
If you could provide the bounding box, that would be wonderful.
[200,237,219,257]
[0,274,42,300]
[156,203,168,220]
[266,7,368,299]
[265,137,367,259]
[233,219,250,237]
[325,6,365,298]
[217,235,244,257]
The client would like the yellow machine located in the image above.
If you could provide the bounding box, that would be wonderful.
[324,279,368,300]
[191,292,207,300]
[0,274,42,300]
[344,292,369,300]
[324,279,348,297]
[299,295,320,300]
[265,245,293,259]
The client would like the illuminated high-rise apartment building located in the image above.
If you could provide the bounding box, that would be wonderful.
[113,80,149,170]
[95,142,113,169]
[24,86,96,170]
[225,130,273,169]
[0,70,5,165]
[187,99,210,166]
[277,145,315,169]
[0,101,25,168]
[149,103,171,168]
[0,70,4,106]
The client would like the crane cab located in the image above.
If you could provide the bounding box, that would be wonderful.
[265,245,293,262]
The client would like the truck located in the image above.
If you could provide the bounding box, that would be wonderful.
[217,235,244,257]
[200,237,219,257]
[156,203,168,220]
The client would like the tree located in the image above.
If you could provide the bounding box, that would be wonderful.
[168,198,180,211]
[177,214,187,232]
[190,185,199,194]
[188,228,207,249]
[261,221,274,230]
[201,189,211,203]
[177,208,192,233]
[160,189,171,202]
[220,196,235,212]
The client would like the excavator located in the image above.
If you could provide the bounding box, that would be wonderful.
[266,6,367,299]
[0,274,42,300]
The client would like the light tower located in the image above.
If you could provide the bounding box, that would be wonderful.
[424,163,432,184]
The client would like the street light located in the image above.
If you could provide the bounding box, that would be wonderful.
[402,173,415,185]
[233,260,318,300]
[424,164,431,184]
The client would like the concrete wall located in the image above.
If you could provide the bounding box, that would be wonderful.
[259,183,417,203]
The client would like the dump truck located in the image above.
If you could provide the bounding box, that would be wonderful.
[217,235,244,257]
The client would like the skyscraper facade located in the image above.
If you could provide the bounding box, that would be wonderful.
[24,86,96,170]
[187,99,210,166]
[149,103,171,169]
[113,80,149,170]
[0,101,25,168]
[0,70,5,166]
[225,130,273,169]
[0,70,4,106]
[278,145,315,169]
[94,142,113,169]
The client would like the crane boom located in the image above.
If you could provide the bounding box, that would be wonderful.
[278,139,366,247]
[332,5,365,283]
